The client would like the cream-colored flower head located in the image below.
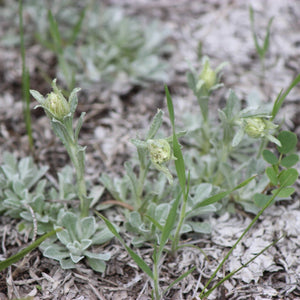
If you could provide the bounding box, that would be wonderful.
[44,91,70,121]
[147,139,171,165]
[199,59,217,90]
[244,117,266,138]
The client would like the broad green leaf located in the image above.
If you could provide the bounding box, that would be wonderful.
[188,221,211,234]
[232,127,244,147]
[254,193,273,208]
[30,89,45,105]
[79,216,96,239]
[186,71,196,93]
[56,229,71,245]
[281,154,299,168]
[262,150,278,165]
[277,131,297,154]
[271,187,295,198]
[278,168,298,187]
[87,257,106,273]
[265,167,278,185]
[223,90,241,120]
[0,228,62,271]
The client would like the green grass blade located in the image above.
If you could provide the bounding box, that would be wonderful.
[232,175,257,191]
[203,236,283,298]
[19,0,33,150]
[165,85,175,127]
[199,187,283,298]
[249,6,263,58]
[0,228,62,271]
[194,175,256,209]
[158,192,181,256]
[96,212,154,280]
[68,8,86,45]
[263,17,274,54]
[271,73,300,120]
[144,215,164,232]
[165,85,186,193]
[164,266,196,295]
[48,10,63,55]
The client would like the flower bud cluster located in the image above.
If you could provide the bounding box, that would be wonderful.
[198,59,217,91]
[243,117,266,138]
[147,139,171,165]
[243,117,278,139]
[44,92,70,121]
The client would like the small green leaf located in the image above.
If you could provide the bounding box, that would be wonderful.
[224,90,241,120]
[281,154,299,168]
[254,193,273,208]
[271,187,295,198]
[278,168,298,187]
[87,257,106,273]
[262,150,278,165]
[232,127,244,147]
[74,112,85,142]
[146,109,163,140]
[277,131,297,154]
[69,87,81,113]
[79,216,96,239]
[186,71,196,93]
[265,167,278,185]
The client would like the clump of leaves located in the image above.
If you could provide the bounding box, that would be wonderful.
[64,5,171,91]
[40,211,113,272]
[0,1,172,91]
[182,56,300,214]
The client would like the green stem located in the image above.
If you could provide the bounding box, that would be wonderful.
[152,248,161,300]
[199,187,283,298]
[19,0,34,151]
[136,163,149,209]
[68,142,89,217]
[203,235,283,298]
[171,194,187,255]
[257,138,267,159]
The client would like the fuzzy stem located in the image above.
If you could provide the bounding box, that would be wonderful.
[68,142,89,217]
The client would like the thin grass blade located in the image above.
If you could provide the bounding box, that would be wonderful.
[96,212,154,280]
[0,228,62,271]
